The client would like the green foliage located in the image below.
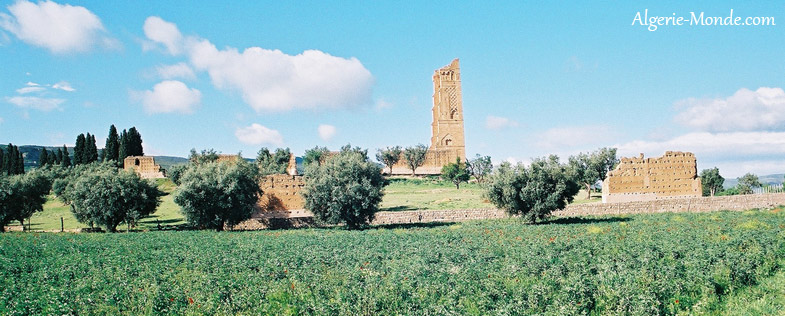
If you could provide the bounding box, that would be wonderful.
[466,154,492,183]
[737,173,762,195]
[174,160,260,231]
[441,157,470,189]
[118,127,144,167]
[167,164,188,186]
[486,156,580,224]
[104,124,120,162]
[375,146,402,175]
[2,144,25,175]
[60,145,71,168]
[256,147,291,176]
[73,134,85,165]
[39,148,49,167]
[403,144,428,176]
[568,147,618,199]
[302,146,385,228]
[0,169,52,231]
[58,163,163,232]
[1,211,784,315]
[700,167,725,196]
[188,148,219,165]
[303,146,330,168]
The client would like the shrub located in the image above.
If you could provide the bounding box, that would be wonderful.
[485,155,580,224]
[174,159,260,231]
[63,163,163,232]
[441,157,470,189]
[302,147,385,229]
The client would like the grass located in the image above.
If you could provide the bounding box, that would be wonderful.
[380,176,492,211]
[2,210,784,315]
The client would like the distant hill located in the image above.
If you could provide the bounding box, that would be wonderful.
[151,156,189,171]
[724,173,784,188]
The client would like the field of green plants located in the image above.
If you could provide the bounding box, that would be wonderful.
[2,209,784,315]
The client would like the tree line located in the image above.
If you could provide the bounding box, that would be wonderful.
[35,125,144,168]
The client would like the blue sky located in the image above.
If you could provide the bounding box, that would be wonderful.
[1,0,784,178]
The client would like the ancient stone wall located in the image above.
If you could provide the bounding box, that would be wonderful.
[123,156,165,179]
[232,193,785,230]
[257,174,305,215]
[602,151,701,203]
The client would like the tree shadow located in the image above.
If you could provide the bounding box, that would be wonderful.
[544,216,631,225]
[371,221,456,230]
[381,205,418,212]
[139,218,183,225]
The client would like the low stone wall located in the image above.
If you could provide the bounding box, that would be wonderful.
[232,193,785,230]
[556,193,785,217]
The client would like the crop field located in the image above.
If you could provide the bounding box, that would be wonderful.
[2,209,784,315]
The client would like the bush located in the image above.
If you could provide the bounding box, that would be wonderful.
[167,164,188,185]
[441,157,470,189]
[0,169,53,232]
[62,163,163,232]
[302,147,385,229]
[485,155,580,224]
[174,159,260,231]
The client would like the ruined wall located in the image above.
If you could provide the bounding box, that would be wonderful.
[391,59,466,175]
[232,193,785,230]
[257,174,306,215]
[602,151,701,203]
[123,156,165,179]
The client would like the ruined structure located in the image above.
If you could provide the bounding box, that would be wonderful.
[255,153,307,217]
[123,156,165,179]
[602,151,702,203]
[391,59,466,174]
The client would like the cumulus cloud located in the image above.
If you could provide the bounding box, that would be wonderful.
[155,62,195,80]
[0,0,114,53]
[16,86,44,94]
[235,123,284,146]
[485,115,518,130]
[674,87,785,132]
[318,124,336,141]
[7,96,64,111]
[143,16,374,112]
[142,16,182,55]
[137,80,201,114]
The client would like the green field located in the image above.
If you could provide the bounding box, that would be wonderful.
[8,176,600,232]
[2,209,784,315]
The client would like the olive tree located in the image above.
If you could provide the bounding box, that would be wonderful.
[568,147,618,199]
[467,154,493,183]
[256,147,291,176]
[302,147,385,229]
[403,144,428,176]
[485,155,580,224]
[303,146,330,168]
[63,163,163,232]
[700,167,724,196]
[737,173,762,195]
[376,146,402,175]
[174,159,260,231]
[441,157,470,189]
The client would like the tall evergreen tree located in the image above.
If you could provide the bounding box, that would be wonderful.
[5,144,16,175]
[16,149,23,174]
[118,129,128,167]
[55,148,62,165]
[0,146,4,174]
[104,124,120,162]
[127,127,143,156]
[61,145,71,168]
[39,148,49,166]
[74,134,86,165]
[85,133,98,163]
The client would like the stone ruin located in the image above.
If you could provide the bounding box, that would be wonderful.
[123,156,165,179]
[255,153,309,217]
[390,58,466,175]
[602,151,702,203]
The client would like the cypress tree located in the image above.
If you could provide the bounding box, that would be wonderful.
[55,148,62,165]
[74,134,86,165]
[61,145,71,168]
[118,129,128,167]
[6,144,16,175]
[40,148,49,166]
[16,148,23,174]
[128,127,143,156]
[0,146,4,174]
[85,133,98,163]
[105,125,120,162]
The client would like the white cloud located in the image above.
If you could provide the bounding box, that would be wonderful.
[0,0,113,53]
[25,81,39,86]
[615,131,785,177]
[137,80,201,114]
[375,98,392,110]
[155,62,195,80]
[674,87,785,132]
[318,124,336,141]
[7,96,64,111]
[143,17,374,112]
[535,125,612,150]
[52,81,74,91]
[485,115,518,130]
[235,123,284,146]
[16,86,44,94]
[142,16,182,55]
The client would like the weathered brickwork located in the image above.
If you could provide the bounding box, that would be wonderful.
[123,156,165,179]
[257,174,305,214]
[391,59,466,175]
[602,151,701,203]
[232,193,785,230]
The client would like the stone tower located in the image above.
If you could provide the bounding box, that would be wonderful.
[429,58,466,161]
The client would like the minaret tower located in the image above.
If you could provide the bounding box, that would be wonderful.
[430,58,466,161]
